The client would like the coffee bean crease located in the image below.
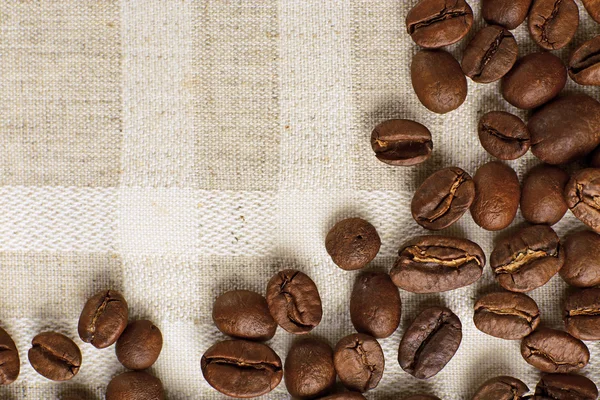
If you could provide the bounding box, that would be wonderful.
[535,0,564,48]
[31,343,80,375]
[406,245,481,268]
[525,347,584,369]
[494,248,556,274]
[408,7,470,35]
[418,172,467,223]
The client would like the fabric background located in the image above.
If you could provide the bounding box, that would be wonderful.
[0,0,599,398]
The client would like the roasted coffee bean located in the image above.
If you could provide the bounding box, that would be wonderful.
[116,320,163,370]
[521,164,569,226]
[592,147,600,168]
[326,218,381,271]
[564,288,600,341]
[78,290,128,349]
[482,0,532,29]
[319,393,366,400]
[472,376,529,400]
[390,235,485,293]
[461,26,518,83]
[501,52,566,110]
[529,94,600,165]
[370,119,433,166]
[334,333,384,392]
[535,373,598,400]
[106,371,165,400]
[569,35,600,86]
[411,167,475,230]
[266,269,322,334]
[351,272,401,338]
[404,396,440,400]
[0,326,19,385]
[565,169,600,233]
[470,161,520,231]
[405,0,473,48]
[474,292,540,340]
[212,290,276,341]
[201,340,283,398]
[285,338,336,399]
[529,0,579,50]
[583,0,600,23]
[28,332,81,381]
[491,225,564,292]
[560,231,600,287]
[521,328,589,373]
[478,112,529,160]
[411,50,468,114]
[399,306,461,379]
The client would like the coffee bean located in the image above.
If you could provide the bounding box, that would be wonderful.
[535,373,598,400]
[201,340,283,398]
[333,333,384,392]
[0,326,19,385]
[470,161,520,231]
[501,52,566,110]
[116,320,163,370]
[461,26,518,83]
[521,164,569,226]
[592,147,600,168]
[284,338,336,399]
[399,306,461,379]
[529,94,600,165]
[106,371,165,400]
[28,332,81,381]
[266,269,322,334]
[212,290,276,341]
[370,119,433,166]
[474,292,540,340]
[478,112,529,160]
[411,167,475,230]
[403,396,441,400]
[391,235,485,293]
[482,0,532,29]
[569,35,600,86]
[411,50,468,114]
[78,290,128,349]
[326,218,381,271]
[521,328,589,373]
[405,0,473,48]
[491,225,564,292]
[351,272,401,338]
[564,288,600,341]
[472,376,529,400]
[583,0,600,23]
[319,393,366,400]
[560,231,600,287]
[565,169,600,233]
[528,0,579,50]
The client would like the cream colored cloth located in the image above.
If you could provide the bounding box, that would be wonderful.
[0,1,599,399]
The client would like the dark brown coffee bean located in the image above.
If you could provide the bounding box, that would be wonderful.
[399,306,461,379]
[319,393,366,400]
[266,269,322,334]
[404,396,441,400]
[28,332,81,381]
[592,147,600,168]
[521,328,589,373]
[462,26,518,83]
[474,292,540,340]
[326,218,381,271]
[482,0,532,29]
[565,169,600,233]
[583,0,600,23]
[78,290,128,349]
[285,338,336,399]
[470,161,520,231]
[529,0,579,50]
[491,225,564,292]
[535,373,598,400]
[0,326,19,385]
[473,376,529,400]
[405,0,473,48]
[201,340,283,398]
[521,164,569,226]
[411,50,468,114]
[560,231,600,287]
[478,112,530,160]
[106,371,165,400]
[391,235,485,293]
[564,288,600,341]
[411,167,475,230]
[333,333,384,392]
[115,320,163,370]
[212,290,276,341]
[370,119,433,166]
[569,35,600,86]
[351,272,401,338]
[529,95,600,165]
[501,52,566,110]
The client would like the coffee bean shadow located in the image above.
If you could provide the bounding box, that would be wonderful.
[289,333,336,352]
[323,208,370,239]
[463,351,516,399]
[0,391,16,400]
[400,294,445,333]
[361,100,420,136]
[474,281,505,300]
[491,220,532,248]
[60,386,98,400]
[436,222,468,240]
